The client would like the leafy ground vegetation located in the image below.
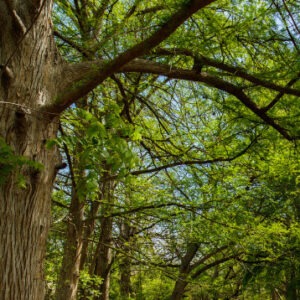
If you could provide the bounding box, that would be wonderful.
[1,0,300,299]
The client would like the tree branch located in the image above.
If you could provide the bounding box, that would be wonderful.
[4,0,27,35]
[104,135,258,180]
[153,47,300,98]
[190,245,229,270]
[52,58,298,140]
[53,30,90,57]
[103,202,197,218]
[191,254,240,279]
[120,59,296,140]
[262,74,300,112]
[49,0,216,113]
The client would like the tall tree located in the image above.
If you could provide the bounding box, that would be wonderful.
[0,0,216,298]
[1,0,300,299]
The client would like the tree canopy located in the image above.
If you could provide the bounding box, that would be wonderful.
[1,0,300,299]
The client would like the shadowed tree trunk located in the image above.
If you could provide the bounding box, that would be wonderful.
[286,266,298,300]
[80,200,101,270]
[90,180,115,300]
[119,221,135,299]
[171,243,199,300]
[55,189,85,300]
[0,1,61,298]
[94,216,113,300]
[55,101,89,300]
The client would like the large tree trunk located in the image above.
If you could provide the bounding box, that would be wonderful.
[0,1,60,298]
[0,1,218,299]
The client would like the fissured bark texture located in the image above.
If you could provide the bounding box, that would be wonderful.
[0,1,61,298]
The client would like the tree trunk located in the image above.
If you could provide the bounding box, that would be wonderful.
[286,266,298,300]
[0,1,61,298]
[171,243,199,300]
[119,221,135,299]
[171,274,189,300]
[55,191,85,300]
[80,200,101,270]
[120,254,132,299]
[55,100,89,300]
[95,217,113,300]
[91,180,114,300]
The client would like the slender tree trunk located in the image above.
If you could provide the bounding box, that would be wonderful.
[286,266,298,300]
[80,200,101,270]
[95,217,113,300]
[79,162,109,273]
[119,221,135,299]
[171,274,189,300]
[55,99,89,300]
[171,243,199,300]
[78,186,107,299]
[0,1,61,298]
[90,180,114,300]
[57,176,102,299]
[55,191,85,300]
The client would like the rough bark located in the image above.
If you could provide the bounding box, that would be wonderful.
[0,0,221,298]
[0,1,61,298]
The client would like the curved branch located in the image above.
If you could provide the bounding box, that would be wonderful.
[120,59,296,140]
[103,136,258,181]
[153,47,300,97]
[49,0,216,113]
[4,0,26,34]
[190,245,229,270]
[191,254,239,279]
[129,135,258,176]
[53,30,90,57]
[53,58,297,140]
[52,59,298,140]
